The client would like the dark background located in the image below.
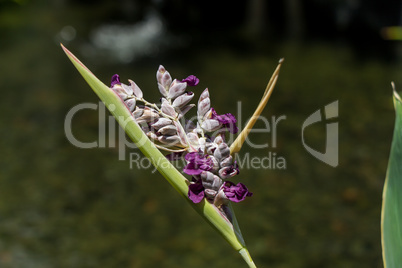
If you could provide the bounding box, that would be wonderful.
[1,0,401,267]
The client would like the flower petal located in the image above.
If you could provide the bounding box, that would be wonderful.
[223,182,252,202]
[111,74,121,87]
[182,75,199,86]
[188,180,205,203]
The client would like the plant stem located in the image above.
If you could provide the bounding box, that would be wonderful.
[239,248,257,268]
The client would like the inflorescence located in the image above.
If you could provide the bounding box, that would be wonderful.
[110,65,252,207]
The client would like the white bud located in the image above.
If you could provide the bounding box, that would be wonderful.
[201,119,221,132]
[198,99,211,119]
[121,83,134,96]
[133,107,144,118]
[168,79,187,99]
[151,118,172,129]
[172,92,194,108]
[158,125,177,135]
[204,189,217,199]
[158,83,168,97]
[124,98,136,112]
[214,143,230,160]
[174,121,188,146]
[156,65,166,84]
[158,135,181,146]
[162,71,172,90]
[161,98,176,117]
[128,79,143,99]
[113,85,129,100]
[186,132,199,146]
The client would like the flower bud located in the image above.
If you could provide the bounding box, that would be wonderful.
[128,79,143,99]
[113,85,129,100]
[137,107,159,124]
[156,65,166,84]
[201,171,222,191]
[214,143,230,160]
[204,189,217,199]
[198,99,210,119]
[197,88,210,117]
[168,79,187,99]
[133,107,144,119]
[213,135,224,145]
[158,83,168,97]
[124,98,136,112]
[209,156,220,172]
[121,83,134,96]
[174,121,188,146]
[157,125,177,135]
[201,119,221,132]
[158,135,181,146]
[151,118,172,129]
[220,155,233,167]
[172,92,194,108]
[199,88,209,102]
[161,71,172,90]
[187,132,199,147]
[161,98,176,117]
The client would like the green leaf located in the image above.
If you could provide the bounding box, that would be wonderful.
[61,44,256,267]
[382,85,402,268]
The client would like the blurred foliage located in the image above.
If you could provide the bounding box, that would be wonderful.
[0,1,401,267]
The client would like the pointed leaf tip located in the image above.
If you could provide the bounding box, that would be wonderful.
[61,44,93,75]
[392,82,402,103]
[230,60,282,155]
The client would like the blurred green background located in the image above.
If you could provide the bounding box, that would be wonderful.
[1,0,401,267]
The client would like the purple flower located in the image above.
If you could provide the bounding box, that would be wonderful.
[210,108,238,134]
[222,181,253,202]
[188,178,205,203]
[183,152,213,176]
[181,75,199,86]
[111,74,121,87]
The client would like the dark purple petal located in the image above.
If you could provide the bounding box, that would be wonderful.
[183,152,213,176]
[210,108,238,134]
[181,75,199,86]
[185,152,198,162]
[188,179,205,203]
[222,182,253,203]
[183,152,214,176]
[111,74,121,87]
[183,163,203,175]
